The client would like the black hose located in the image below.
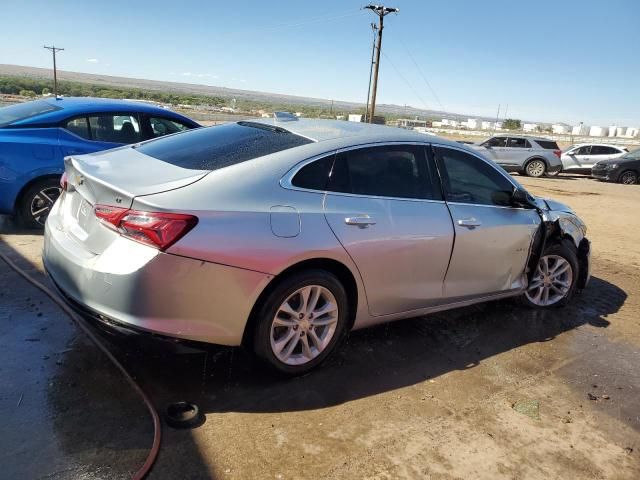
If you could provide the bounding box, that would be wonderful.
[0,251,161,480]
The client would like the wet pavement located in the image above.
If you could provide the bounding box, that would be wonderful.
[1,175,640,479]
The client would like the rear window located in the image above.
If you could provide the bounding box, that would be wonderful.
[135,122,313,170]
[536,140,560,150]
[0,100,60,127]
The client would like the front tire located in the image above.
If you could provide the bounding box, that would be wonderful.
[18,178,62,229]
[521,241,579,308]
[619,170,638,185]
[253,270,349,375]
[524,159,547,177]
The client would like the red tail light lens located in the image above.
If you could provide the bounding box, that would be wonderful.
[553,150,562,159]
[94,204,198,251]
[60,172,68,191]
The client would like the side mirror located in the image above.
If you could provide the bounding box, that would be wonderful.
[484,144,492,149]
[512,187,536,208]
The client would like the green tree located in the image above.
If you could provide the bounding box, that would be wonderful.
[503,118,521,130]
[41,87,51,95]
[19,89,37,98]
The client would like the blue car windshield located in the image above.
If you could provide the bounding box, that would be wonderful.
[0,100,61,127]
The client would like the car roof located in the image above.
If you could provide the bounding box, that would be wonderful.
[490,134,554,141]
[571,143,624,148]
[10,97,198,126]
[251,117,464,148]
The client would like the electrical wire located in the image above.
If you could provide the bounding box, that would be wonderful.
[380,51,431,111]
[398,38,446,112]
[0,251,161,480]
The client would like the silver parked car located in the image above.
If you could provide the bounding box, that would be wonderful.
[44,119,591,374]
[471,135,563,177]
[561,143,628,173]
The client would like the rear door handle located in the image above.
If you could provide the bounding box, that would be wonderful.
[457,217,482,228]
[345,215,376,228]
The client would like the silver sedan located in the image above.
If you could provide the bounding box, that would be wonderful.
[44,119,591,374]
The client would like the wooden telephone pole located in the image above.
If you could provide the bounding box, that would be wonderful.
[364,5,398,123]
[43,45,64,97]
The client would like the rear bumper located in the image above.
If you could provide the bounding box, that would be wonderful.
[43,208,272,346]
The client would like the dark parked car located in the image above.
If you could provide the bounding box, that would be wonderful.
[591,148,640,184]
[0,97,200,227]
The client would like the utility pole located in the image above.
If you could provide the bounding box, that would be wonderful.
[364,22,378,122]
[364,4,398,123]
[493,104,501,133]
[43,45,64,98]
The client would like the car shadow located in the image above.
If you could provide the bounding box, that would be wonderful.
[0,214,44,235]
[0,237,627,478]
[91,275,623,416]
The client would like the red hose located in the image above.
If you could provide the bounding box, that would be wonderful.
[0,251,161,480]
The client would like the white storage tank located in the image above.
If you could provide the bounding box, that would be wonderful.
[589,126,608,137]
[608,126,617,137]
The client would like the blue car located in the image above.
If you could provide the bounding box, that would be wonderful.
[0,97,200,227]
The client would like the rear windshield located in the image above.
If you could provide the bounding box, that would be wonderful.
[536,140,560,150]
[0,100,60,127]
[135,121,313,170]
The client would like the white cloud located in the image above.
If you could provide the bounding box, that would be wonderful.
[181,72,192,76]
[182,72,217,79]
[87,58,98,63]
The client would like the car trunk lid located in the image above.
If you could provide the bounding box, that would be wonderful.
[58,147,208,254]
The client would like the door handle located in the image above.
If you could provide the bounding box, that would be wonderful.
[345,215,376,228]
[457,217,482,228]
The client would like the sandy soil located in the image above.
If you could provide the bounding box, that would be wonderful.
[1,174,639,479]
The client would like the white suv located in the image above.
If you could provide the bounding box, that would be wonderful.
[561,144,628,173]
[472,135,563,177]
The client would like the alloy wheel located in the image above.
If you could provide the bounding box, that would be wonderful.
[620,171,637,185]
[526,160,545,177]
[525,255,573,306]
[270,285,339,366]
[30,186,62,226]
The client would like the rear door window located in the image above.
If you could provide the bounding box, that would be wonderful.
[591,146,619,155]
[89,114,142,144]
[484,137,507,147]
[507,138,531,148]
[327,145,439,200]
[291,155,334,190]
[65,117,91,139]
[148,116,193,138]
[135,121,313,170]
[575,146,592,155]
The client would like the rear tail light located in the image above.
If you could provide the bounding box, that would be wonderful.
[94,204,198,251]
[60,172,68,191]
[553,150,562,159]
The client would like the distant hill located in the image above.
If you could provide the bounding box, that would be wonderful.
[0,63,471,120]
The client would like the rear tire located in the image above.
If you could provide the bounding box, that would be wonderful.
[253,270,349,375]
[524,159,547,177]
[619,170,638,185]
[521,241,579,308]
[18,178,62,229]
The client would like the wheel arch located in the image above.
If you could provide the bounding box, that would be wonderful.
[241,257,360,348]
[13,174,62,214]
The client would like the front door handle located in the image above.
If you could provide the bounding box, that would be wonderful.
[345,215,376,228]
[457,217,482,228]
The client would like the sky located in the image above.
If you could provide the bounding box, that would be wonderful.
[1,0,639,126]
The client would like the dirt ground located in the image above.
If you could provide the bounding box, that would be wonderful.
[1,174,639,480]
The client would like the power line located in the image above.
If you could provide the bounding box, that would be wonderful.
[43,45,64,98]
[398,38,446,112]
[381,51,431,112]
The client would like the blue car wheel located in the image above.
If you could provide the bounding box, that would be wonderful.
[18,178,62,229]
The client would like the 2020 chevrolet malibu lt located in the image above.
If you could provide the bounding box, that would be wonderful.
[43,119,591,374]
[0,97,199,228]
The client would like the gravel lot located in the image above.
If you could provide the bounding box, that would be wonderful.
[1,174,639,479]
